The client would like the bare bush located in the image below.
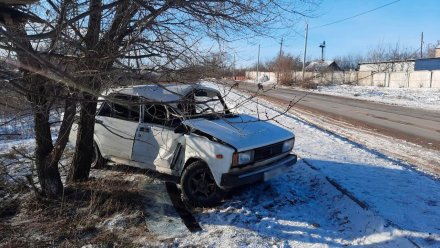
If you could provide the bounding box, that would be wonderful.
[267,53,302,86]
[300,79,318,89]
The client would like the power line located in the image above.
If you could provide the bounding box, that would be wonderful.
[310,0,400,30]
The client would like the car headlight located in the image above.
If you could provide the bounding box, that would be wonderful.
[232,150,254,166]
[282,138,295,153]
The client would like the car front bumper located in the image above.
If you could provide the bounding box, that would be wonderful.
[220,154,298,188]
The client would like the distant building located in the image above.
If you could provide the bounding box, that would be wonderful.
[414,45,440,71]
[305,60,341,72]
[359,44,440,72]
[358,59,415,73]
[414,58,440,71]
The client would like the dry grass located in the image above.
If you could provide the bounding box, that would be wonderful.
[300,79,318,89]
[0,173,157,247]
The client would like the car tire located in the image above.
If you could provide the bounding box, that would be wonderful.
[91,142,105,169]
[181,161,225,207]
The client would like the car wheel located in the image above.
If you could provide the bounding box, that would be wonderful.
[91,142,105,169]
[181,161,225,207]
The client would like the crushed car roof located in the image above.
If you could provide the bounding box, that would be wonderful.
[110,83,218,103]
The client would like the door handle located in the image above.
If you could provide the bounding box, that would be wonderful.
[139,127,150,132]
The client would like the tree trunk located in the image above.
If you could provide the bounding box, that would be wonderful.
[32,92,77,198]
[3,19,77,198]
[68,92,98,182]
[67,0,103,182]
[33,105,63,198]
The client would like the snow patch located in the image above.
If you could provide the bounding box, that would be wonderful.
[311,85,440,111]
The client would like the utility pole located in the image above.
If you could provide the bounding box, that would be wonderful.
[256,44,260,83]
[277,37,283,84]
[319,41,326,61]
[302,23,308,82]
[232,54,235,80]
[279,37,284,57]
[420,32,424,59]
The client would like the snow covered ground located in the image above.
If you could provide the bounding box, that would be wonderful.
[309,85,440,111]
[177,161,416,247]
[1,82,440,247]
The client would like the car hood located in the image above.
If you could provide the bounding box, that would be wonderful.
[182,114,294,152]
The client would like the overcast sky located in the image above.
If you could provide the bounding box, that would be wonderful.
[228,0,440,68]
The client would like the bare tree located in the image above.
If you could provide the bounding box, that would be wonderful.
[266,52,302,85]
[423,40,440,58]
[0,3,79,197]
[249,61,268,72]
[177,51,233,80]
[333,54,364,71]
[64,0,317,182]
[1,0,317,197]
[364,42,416,72]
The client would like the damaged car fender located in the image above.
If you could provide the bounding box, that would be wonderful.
[182,134,235,187]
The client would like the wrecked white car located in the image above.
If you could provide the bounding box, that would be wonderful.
[69,84,297,206]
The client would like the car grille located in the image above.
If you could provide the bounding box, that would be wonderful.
[253,142,284,162]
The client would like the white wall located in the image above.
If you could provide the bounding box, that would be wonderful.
[432,71,440,88]
[244,70,440,88]
[357,71,372,86]
[372,72,387,86]
[408,71,432,88]
[389,72,408,88]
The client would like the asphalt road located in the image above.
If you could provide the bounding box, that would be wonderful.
[234,81,440,151]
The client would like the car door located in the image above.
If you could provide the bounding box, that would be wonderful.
[94,94,140,160]
[131,104,182,168]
